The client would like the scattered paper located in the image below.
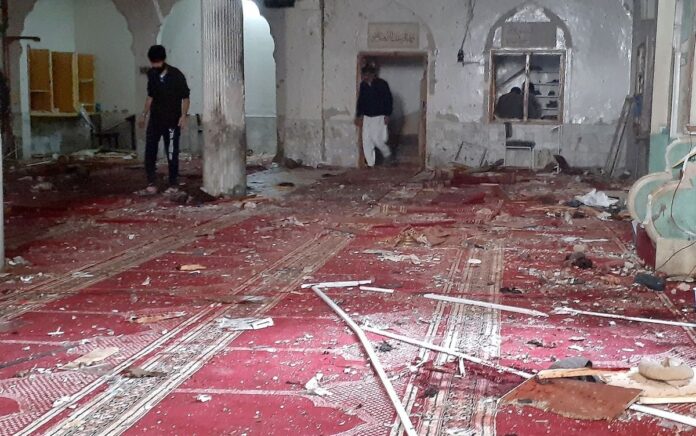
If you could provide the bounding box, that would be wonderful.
[196,394,212,403]
[7,256,31,267]
[574,189,619,208]
[62,347,119,370]
[363,250,422,265]
[216,317,274,331]
[52,396,71,408]
[48,327,64,337]
[305,372,332,397]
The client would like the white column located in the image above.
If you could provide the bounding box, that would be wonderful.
[651,0,677,134]
[201,0,247,197]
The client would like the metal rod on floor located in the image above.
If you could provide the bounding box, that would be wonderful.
[311,286,417,436]
[553,307,696,329]
[363,326,533,379]
[424,293,549,318]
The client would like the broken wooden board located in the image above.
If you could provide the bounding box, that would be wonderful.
[501,377,642,421]
[62,347,119,370]
[130,311,186,324]
[537,368,630,380]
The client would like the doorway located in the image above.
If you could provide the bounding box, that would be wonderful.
[357,52,427,168]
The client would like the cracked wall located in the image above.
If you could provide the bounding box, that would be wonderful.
[266,0,633,169]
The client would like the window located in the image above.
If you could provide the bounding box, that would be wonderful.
[490,50,564,124]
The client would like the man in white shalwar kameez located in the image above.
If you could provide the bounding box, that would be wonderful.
[355,65,394,167]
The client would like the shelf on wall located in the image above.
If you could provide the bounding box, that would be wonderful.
[30,111,81,118]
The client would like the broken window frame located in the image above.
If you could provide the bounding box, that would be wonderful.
[488,49,566,125]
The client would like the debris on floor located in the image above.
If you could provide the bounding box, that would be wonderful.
[122,367,167,378]
[195,394,212,403]
[62,347,119,370]
[130,312,187,324]
[501,377,642,421]
[216,317,274,331]
[176,264,207,272]
[304,373,332,397]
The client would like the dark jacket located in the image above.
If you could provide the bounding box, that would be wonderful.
[147,65,190,128]
[356,78,393,118]
[495,92,524,119]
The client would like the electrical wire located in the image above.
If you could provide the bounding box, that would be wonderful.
[653,135,696,272]
[458,0,477,56]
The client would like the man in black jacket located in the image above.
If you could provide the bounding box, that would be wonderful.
[355,65,393,167]
[137,45,190,196]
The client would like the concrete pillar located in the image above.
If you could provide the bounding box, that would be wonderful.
[0,133,4,271]
[201,0,247,197]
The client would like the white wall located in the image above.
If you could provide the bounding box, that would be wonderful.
[19,0,136,156]
[158,0,203,115]
[20,0,77,156]
[74,0,137,113]
[378,59,423,136]
[268,0,633,169]
[158,0,277,154]
[243,1,277,118]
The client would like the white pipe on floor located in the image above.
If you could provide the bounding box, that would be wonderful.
[311,286,417,436]
[301,280,372,289]
[424,294,549,318]
[554,307,696,329]
[359,286,395,294]
[363,326,533,379]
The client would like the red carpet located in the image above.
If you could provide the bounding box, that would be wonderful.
[1,163,696,435]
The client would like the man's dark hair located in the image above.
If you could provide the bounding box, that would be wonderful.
[148,45,167,62]
[511,87,522,95]
[362,65,377,75]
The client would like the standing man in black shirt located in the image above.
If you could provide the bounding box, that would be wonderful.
[355,65,393,167]
[137,45,191,196]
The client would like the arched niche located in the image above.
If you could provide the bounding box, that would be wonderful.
[486,3,573,51]
[485,3,572,124]
[18,0,135,157]
[158,0,278,155]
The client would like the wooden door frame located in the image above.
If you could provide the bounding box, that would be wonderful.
[356,51,429,169]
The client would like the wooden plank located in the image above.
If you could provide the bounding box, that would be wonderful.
[604,96,633,176]
[77,54,96,109]
[501,377,642,422]
[51,51,76,113]
[537,368,630,380]
[28,48,52,112]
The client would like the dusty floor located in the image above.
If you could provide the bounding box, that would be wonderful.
[1,160,696,435]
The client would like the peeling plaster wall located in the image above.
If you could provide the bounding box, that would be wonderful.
[11,0,138,157]
[267,0,633,168]
[261,0,324,164]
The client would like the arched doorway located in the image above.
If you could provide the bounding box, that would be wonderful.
[158,0,278,157]
[19,0,136,158]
